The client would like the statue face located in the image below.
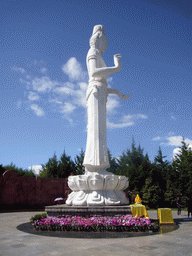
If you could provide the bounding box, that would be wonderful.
[98,35,107,54]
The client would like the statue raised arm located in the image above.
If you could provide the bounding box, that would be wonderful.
[107,88,130,100]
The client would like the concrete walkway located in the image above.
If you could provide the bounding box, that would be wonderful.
[0,210,192,256]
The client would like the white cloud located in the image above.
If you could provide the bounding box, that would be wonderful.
[171,116,176,120]
[162,136,184,146]
[79,82,87,91]
[160,136,192,160]
[61,102,76,114]
[172,144,192,160]
[62,57,86,80]
[26,75,31,80]
[185,138,192,146]
[28,165,42,176]
[54,82,87,108]
[31,104,44,116]
[54,85,74,95]
[75,91,86,108]
[153,135,192,157]
[32,76,59,93]
[172,147,181,160]
[107,114,147,129]
[40,67,47,74]
[137,114,148,119]
[50,98,63,105]
[107,77,113,83]
[28,91,39,101]
[122,114,147,123]
[75,83,87,108]
[12,67,26,74]
[107,119,134,129]
[65,82,75,89]
[153,136,161,141]
[107,95,119,113]
[16,99,22,108]
[19,78,31,88]
[121,115,133,123]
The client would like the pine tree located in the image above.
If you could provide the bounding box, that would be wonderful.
[172,139,192,201]
[117,151,129,176]
[164,179,179,207]
[0,164,5,176]
[107,149,119,174]
[118,138,151,192]
[142,177,162,208]
[74,149,85,175]
[153,147,171,201]
[2,162,35,177]
[164,164,179,207]
[40,150,76,178]
[40,152,59,178]
[58,150,76,178]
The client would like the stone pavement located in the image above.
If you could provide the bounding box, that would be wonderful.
[0,210,192,256]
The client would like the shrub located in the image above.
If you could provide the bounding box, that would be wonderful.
[30,213,47,223]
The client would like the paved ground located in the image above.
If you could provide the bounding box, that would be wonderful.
[0,210,192,256]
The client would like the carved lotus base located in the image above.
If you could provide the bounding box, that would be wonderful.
[66,172,129,206]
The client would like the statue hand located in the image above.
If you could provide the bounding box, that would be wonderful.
[121,94,130,100]
[107,88,130,101]
[114,54,122,71]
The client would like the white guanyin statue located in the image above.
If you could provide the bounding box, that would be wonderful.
[66,25,130,206]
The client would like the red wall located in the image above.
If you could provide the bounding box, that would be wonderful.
[0,170,71,208]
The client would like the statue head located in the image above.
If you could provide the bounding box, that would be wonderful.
[90,25,108,53]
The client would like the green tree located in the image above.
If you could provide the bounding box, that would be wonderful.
[142,176,162,208]
[38,168,48,178]
[117,151,128,176]
[74,149,85,175]
[172,139,192,200]
[164,179,179,207]
[152,147,171,201]
[3,162,16,171]
[18,169,36,177]
[107,149,119,175]
[2,162,35,177]
[57,150,76,178]
[141,147,173,208]
[164,161,179,207]
[0,164,5,176]
[118,139,151,192]
[154,147,170,171]
[40,150,75,178]
[40,152,59,178]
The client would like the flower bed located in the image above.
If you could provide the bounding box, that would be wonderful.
[31,214,159,232]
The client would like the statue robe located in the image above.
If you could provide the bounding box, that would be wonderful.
[83,48,110,171]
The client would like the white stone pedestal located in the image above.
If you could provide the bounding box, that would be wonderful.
[66,171,129,206]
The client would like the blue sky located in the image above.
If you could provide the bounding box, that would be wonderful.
[1,0,191,175]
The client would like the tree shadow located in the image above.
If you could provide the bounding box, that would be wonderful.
[174,217,192,225]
